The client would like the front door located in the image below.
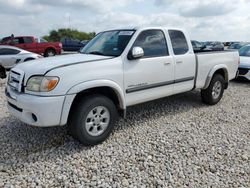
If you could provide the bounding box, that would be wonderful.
[124,29,174,106]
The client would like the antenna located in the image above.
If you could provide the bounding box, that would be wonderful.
[69,14,71,30]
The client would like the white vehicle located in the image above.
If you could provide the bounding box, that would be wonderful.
[238,44,250,80]
[0,45,42,78]
[5,27,239,145]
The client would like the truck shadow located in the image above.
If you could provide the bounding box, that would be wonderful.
[1,90,208,164]
[232,78,250,84]
[118,90,206,130]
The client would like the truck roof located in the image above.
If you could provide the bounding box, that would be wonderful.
[105,26,185,32]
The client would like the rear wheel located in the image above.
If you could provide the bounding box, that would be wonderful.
[201,74,225,105]
[68,94,118,146]
[44,49,56,57]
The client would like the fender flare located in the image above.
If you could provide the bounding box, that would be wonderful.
[66,79,126,109]
[204,64,229,89]
[45,46,56,53]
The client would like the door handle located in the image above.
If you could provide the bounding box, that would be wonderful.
[164,62,171,65]
[176,60,183,64]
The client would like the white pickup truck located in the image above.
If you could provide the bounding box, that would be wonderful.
[5,27,239,145]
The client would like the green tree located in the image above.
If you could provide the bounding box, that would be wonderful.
[42,28,96,42]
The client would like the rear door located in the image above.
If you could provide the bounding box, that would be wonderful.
[124,29,175,106]
[168,30,196,93]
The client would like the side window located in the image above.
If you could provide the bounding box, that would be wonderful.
[23,37,33,44]
[169,30,189,55]
[12,39,19,44]
[15,37,25,44]
[133,30,169,57]
[0,48,20,55]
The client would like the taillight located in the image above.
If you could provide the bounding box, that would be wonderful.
[59,43,62,48]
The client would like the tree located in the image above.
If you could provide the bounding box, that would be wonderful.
[42,28,96,42]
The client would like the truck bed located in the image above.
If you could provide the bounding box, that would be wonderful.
[195,50,239,89]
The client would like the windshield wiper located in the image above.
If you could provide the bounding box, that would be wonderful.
[88,51,104,56]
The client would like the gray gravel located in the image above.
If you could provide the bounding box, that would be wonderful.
[0,78,249,187]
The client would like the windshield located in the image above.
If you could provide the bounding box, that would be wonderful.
[80,30,135,57]
[239,46,250,57]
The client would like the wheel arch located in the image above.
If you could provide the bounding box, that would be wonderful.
[24,57,35,62]
[44,47,56,55]
[60,80,125,125]
[204,65,229,89]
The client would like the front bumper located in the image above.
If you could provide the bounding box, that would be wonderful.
[238,67,250,80]
[5,86,65,127]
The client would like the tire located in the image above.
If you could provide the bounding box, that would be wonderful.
[201,74,225,105]
[68,94,118,146]
[44,49,56,57]
[0,66,6,79]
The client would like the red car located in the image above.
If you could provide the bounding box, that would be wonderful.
[0,36,62,57]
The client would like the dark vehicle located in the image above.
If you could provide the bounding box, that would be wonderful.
[61,38,88,51]
[228,42,249,50]
[205,41,224,51]
[191,40,206,51]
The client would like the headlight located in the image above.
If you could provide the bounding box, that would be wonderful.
[26,76,59,92]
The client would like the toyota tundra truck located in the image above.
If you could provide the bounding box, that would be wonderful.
[5,27,239,145]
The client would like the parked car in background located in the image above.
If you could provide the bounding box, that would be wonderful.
[5,26,239,145]
[205,41,224,51]
[238,45,250,80]
[191,40,206,51]
[228,42,249,50]
[61,38,88,52]
[223,42,231,47]
[0,45,42,78]
[0,36,62,57]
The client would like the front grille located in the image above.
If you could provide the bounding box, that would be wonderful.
[8,69,24,92]
[238,68,249,76]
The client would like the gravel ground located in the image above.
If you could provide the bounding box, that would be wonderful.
[0,78,249,187]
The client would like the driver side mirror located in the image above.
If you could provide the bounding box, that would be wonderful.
[128,47,144,60]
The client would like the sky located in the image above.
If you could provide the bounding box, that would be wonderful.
[0,0,249,41]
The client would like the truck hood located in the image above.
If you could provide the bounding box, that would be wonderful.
[239,56,250,68]
[15,53,113,76]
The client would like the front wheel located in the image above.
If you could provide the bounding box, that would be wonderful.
[68,94,118,146]
[201,74,225,105]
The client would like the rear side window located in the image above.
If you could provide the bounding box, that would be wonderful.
[0,48,20,55]
[133,30,169,58]
[169,30,189,55]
